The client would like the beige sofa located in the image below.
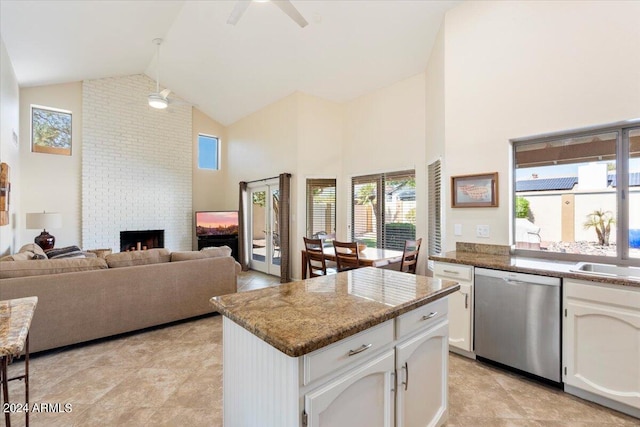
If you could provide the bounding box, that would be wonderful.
[0,247,239,353]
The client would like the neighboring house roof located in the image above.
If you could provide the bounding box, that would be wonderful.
[608,172,640,187]
[516,172,640,192]
[516,177,578,192]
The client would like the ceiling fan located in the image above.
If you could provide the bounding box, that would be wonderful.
[148,38,174,110]
[227,0,308,28]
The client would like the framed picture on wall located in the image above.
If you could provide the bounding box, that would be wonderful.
[31,105,72,156]
[451,172,498,208]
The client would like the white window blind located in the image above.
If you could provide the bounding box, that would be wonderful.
[428,160,442,257]
[306,179,336,238]
[351,170,416,250]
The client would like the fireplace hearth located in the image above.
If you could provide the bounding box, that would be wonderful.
[120,230,164,252]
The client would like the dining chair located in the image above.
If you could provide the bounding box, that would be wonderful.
[332,240,361,272]
[400,238,422,274]
[273,232,281,258]
[314,231,336,248]
[303,237,336,278]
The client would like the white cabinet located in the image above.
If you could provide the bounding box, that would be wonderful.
[396,320,449,427]
[434,262,474,355]
[222,297,451,426]
[563,279,640,418]
[304,349,395,427]
[305,301,449,427]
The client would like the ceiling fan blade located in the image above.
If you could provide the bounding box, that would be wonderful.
[272,0,308,28]
[227,0,251,25]
[159,88,171,99]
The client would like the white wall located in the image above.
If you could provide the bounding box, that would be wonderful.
[192,108,227,249]
[343,73,427,272]
[82,75,192,251]
[425,23,446,259]
[19,82,82,249]
[442,0,640,250]
[226,93,299,199]
[297,93,343,238]
[225,75,426,278]
[0,37,20,255]
[425,24,445,164]
[226,92,343,279]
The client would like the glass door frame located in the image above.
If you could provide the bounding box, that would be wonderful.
[249,180,281,276]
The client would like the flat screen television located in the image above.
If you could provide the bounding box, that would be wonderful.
[195,211,239,237]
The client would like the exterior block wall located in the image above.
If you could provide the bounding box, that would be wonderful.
[82,75,192,252]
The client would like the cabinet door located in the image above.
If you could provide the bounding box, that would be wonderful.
[564,297,640,409]
[396,320,449,427]
[304,349,395,427]
[447,283,471,352]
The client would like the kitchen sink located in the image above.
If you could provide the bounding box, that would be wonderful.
[571,262,640,281]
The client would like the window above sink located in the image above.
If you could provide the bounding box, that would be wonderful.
[511,120,640,265]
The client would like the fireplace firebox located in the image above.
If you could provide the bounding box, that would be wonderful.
[120,230,164,252]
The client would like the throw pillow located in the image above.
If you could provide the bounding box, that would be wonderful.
[45,245,85,259]
[18,243,47,259]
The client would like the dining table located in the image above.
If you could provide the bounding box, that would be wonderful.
[301,245,404,279]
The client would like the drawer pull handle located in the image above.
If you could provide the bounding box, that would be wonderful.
[443,270,459,275]
[348,343,372,357]
[421,312,438,321]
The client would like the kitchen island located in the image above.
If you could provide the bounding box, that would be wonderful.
[210,267,459,427]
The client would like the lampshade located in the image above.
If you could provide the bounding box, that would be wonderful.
[26,212,62,230]
[148,95,168,109]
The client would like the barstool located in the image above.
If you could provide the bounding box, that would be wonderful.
[1,296,38,427]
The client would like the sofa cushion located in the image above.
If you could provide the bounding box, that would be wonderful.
[171,246,232,262]
[201,245,232,257]
[105,248,171,268]
[0,258,108,279]
[19,243,48,259]
[85,248,112,259]
[0,252,36,261]
[45,245,85,259]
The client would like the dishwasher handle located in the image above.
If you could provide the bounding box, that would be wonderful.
[502,277,530,286]
[475,268,561,287]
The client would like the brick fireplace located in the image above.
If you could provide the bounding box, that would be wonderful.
[81,75,192,252]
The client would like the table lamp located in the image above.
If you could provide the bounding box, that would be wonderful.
[26,212,62,250]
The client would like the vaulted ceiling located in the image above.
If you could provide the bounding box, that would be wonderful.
[1,0,461,125]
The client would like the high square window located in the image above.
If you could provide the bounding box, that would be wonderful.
[198,134,219,170]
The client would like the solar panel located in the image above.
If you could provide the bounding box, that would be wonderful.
[515,177,578,192]
[608,172,640,187]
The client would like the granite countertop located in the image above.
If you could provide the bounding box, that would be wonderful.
[0,296,38,356]
[430,250,640,288]
[210,267,459,357]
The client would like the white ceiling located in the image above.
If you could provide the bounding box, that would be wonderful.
[1,0,461,125]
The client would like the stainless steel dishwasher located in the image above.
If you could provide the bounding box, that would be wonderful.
[474,267,561,383]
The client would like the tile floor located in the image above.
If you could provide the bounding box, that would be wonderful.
[5,271,638,426]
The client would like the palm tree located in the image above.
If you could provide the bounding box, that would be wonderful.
[584,209,615,246]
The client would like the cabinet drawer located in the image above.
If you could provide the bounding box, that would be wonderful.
[434,262,473,282]
[303,319,394,385]
[395,298,448,340]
